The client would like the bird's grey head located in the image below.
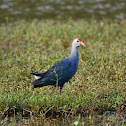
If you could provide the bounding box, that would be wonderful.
[72,38,86,47]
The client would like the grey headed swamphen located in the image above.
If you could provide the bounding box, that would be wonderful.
[31,38,86,93]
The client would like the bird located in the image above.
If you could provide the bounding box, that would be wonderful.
[31,38,86,93]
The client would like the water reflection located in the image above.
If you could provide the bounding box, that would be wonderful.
[1,111,125,125]
[0,0,126,22]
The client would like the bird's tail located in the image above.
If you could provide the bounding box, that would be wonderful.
[31,78,46,88]
[31,72,46,88]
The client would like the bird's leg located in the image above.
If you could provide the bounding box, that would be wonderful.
[60,87,63,94]
[51,87,55,92]
[51,85,56,93]
[49,87,55,96]
[60,89,62,94]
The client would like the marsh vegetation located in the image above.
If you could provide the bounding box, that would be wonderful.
[0,19,126,125]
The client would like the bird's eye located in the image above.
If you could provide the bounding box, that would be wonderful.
[77,41,79,42]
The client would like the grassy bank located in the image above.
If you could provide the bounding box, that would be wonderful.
[0,19,126,119]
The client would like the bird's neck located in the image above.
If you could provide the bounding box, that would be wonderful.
[70,45,79,59]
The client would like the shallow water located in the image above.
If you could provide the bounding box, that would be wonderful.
[0,0,126,23]
[1,111,125,126]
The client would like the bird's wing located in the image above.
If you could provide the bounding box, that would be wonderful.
[44,59,72,78]
[32,58,72,86]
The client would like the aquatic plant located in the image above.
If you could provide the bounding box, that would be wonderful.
[0,19,125,120]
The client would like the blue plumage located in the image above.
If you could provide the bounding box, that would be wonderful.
[31,38,86,91]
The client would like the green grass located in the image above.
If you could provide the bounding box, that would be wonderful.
[0,19,126,119]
